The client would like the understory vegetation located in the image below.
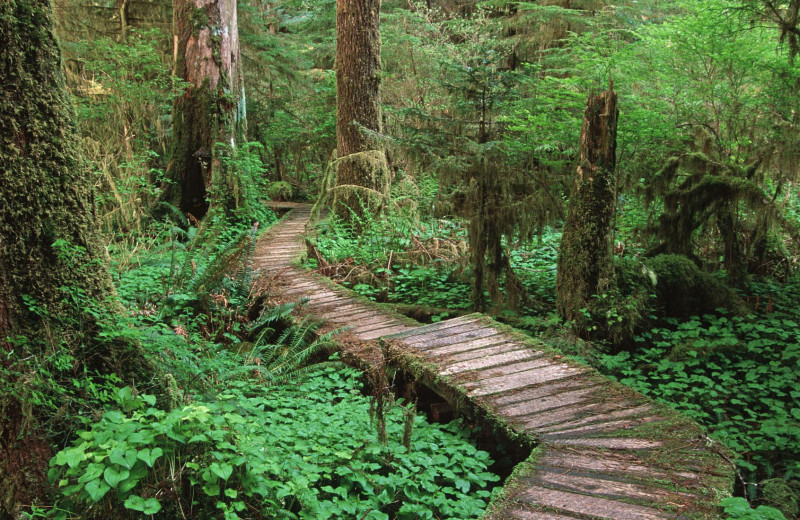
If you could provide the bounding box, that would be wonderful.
[7,213,499,520]
[3,0,799,518]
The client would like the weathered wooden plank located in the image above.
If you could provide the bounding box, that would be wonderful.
[548,438,663,450]
[358,325,415,341]
[306,296,354,308]
[280,284,327,296]
[410,328,501,350]
[534,404,654,433]
[319,307,379,321]
[497,387,599,418]
[424,337,514,358]
[390,317,484,343]
[521,401,639,431]
[435,342,528,364]
[306,298,367,311]
[471,358,569,379]
[505,509,582,520]
[466,364,582,397]
[350,316,407,330]
[538,450,699,481]
[317,306,375,320]
[487,379,601,407]
[387,314,482,337]
[299,291,343,301]
[540,416,664,439]
[517,486,670,520]
[441,349,541,376]
[531,470,693,505]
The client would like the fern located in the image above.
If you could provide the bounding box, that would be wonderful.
[227,318,339,387]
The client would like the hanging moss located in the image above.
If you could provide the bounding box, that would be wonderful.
[643,144,800,286]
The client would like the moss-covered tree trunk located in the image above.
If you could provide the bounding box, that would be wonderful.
[556,84,619,332]
[0,1,153,515]
[334,0,389,225]
[163,0,246,220]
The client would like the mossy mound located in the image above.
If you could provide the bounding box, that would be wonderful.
[644,254,746,317]
[267,180,294,202]
[760,478,799,519]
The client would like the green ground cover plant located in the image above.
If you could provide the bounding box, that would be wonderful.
[26,209,500,520]
[49,365,499,520]
[596,283,800,515]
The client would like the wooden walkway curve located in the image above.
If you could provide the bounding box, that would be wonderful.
[252,205,732,520]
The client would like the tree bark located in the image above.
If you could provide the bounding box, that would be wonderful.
[334,0,389,224]
[164,0,246,220]
[556,83,619,330]
[0,1,151,514]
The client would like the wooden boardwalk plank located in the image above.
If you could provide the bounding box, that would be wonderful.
[538,450,699,481]
[466,364,582,397]
[425,337,515,358]
[487,379,601,407]
[532,470,695,503]
[441,349,541,376]
[521,401,642,431]
[517,487,671,520]
[506,509,583,520]
[357,325,415,340]
[406,327,500,350]
[435,342,529,364]
[497,387,599,418]
[534,404,653,433]
[548,438,664,450]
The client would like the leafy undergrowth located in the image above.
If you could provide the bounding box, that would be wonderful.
[48,365,499,520]
[29,215,500,520]
[307,205,560,313]
[307,198,800,517]
[596,283,800,517]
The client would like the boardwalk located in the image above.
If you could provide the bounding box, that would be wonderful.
[253,205,732,519]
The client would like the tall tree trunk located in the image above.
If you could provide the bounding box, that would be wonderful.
[556,83,619,332]
[334,0,389,225]
[0,1,152,515]
[164,0,246,220]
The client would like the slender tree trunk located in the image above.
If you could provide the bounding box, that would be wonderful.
[334,0,389,224]
[556,83,619,331]
[164,0,246,220]
[0,1,152,515]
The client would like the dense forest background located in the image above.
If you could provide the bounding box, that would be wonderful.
[1,0,800,518]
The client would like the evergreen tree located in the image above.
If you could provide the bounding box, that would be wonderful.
[333,0,389,225]
[163,0,247,219]
[0,0,153,514]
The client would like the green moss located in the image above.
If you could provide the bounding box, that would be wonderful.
[189,6,209,36]
[760,479,799,518]
[267,181,293,202]
[644,254,747,317]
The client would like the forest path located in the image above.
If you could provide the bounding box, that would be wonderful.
[252,204,733,520]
